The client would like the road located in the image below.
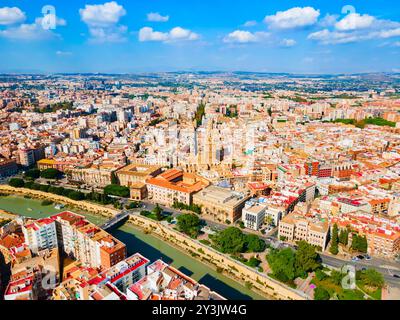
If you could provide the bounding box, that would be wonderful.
[320,253,400,287]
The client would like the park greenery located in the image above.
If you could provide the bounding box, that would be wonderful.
[33,101,74,113]
[210,227,266,254]
[40,168,63,180]
[312,267,384,300]
[8,178,25,188]
[8,178,123,206]
[231,255,262,269]
[176,214,202,238]
[172,201,202,214]
[266,241,321,285]
[24,169,41,180]
[140,204,171,222]
[104,184,130,198]
[125,201,141,210]
[332,117,396,128]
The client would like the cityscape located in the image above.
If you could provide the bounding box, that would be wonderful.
[0,0,400,307]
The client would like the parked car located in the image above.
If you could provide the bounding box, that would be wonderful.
[357,255,365,260]
[364,255,371,261]
[393,274,400,279]
[352,257,359,262]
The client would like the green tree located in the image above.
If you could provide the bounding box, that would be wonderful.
[294,241,321,277]
[330,270,344,286]
[314,286,330,300]
[360,269,384,289]
[24,169,40,180]
[339,228,349,246]
[40,168,63,180]
[351,234,368,253]
[153,204,163,221]
[266,248,296,283]
[104,184,130,198]
[176,214,201,238]
[211,227,246,254]
[66,190,85,201]
[111,172,119,185]
[245,234,266,253]
[358,235,368,253]
[8,178,25,188]
[330,224,339,255]
[39,184,50,192]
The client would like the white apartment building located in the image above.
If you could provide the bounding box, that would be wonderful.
[22,218,58,254]
[242,200,266,230]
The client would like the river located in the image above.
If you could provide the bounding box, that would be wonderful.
[0,195,265,300]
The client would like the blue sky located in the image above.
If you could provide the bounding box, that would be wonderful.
[0,0,400,73]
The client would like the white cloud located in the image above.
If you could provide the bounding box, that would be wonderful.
[0,22,59,41]
[319,14,338,27]
[223,30,269,43]
[0,7,25,25]
[147,12,169,22]
[307,29,360,44]
[377,28,400,39]
[79,1,126,27]
[79,1,127,43]
[309,12,400,45]
[335,13,375,31]
[280,38,296,47]
[89,25,127,43]
[139,27,168,41]
[139,26,199,42]
[35,16,67,28]
[243,20,257,27]
[264,7,320,29]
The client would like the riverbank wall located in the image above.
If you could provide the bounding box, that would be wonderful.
[128,214,308,300]
[0,185,308,300]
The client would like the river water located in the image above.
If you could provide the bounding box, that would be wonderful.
[0,195,265,300]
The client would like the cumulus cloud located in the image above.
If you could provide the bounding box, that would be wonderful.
[79,1,127,43]
[0,7,25,25]
[319,14,339,27]
[79,1,126,27]
[139,26,199,42]
[335,13,375,31]
[308,12,400,45]
[264,7,320,29]
[223,30,269,43]
[147,12,169,22]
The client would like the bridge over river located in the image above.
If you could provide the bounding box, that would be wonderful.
[100,211,130,231]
